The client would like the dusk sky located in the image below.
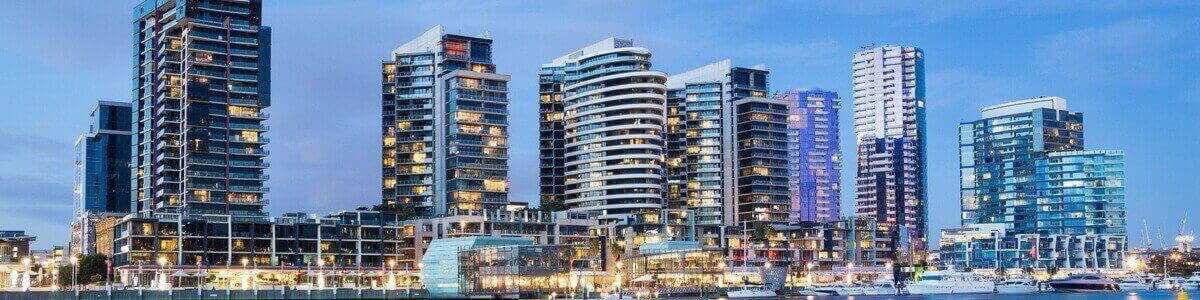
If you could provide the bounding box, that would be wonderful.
[2,1,1198,249]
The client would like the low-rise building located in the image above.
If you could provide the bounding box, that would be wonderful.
[939,223,1127,273]
[0,231,35,289]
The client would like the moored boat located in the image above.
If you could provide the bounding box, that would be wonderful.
[905,269,995,295]
[1046,274,1119,292]
[995,277,1039,294]
[1117,276,1153,291]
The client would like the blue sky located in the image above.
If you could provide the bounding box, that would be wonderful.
[1,1,1197,249]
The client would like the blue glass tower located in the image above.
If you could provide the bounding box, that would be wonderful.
[778,89,841,222]
[74,101,134,215]
[960,97,1126,235]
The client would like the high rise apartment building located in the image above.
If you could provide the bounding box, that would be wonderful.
[960,97,1125,235]
[382,26,511,216]
[777,89,841,222]
[851,45,928,251]
[130,0,272,216]
[538,38,667,221]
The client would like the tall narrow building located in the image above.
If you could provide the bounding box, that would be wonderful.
[778,89,841,222]
[538,38,667,221]
[662,60,780,245]
[960,97,1125,235]
[131,0,271,215]
[76,101,134,215]
[382,26,510,216]
[851,45,927,252]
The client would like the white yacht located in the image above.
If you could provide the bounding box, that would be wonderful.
[996,277,1039,294]
[1117,276,1153,291]
[1046,274,1119,292]
[726,285,777,298]
[807,278,898,296]
[905,269,996,295]
[1156,276,1184,291]
[1182,274,1200,291]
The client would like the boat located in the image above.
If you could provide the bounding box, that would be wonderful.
[806,278,898,296]
[905,269,995,295]
[1156,276,1184,291]
[996,277,1039,294]
[1046,274,1119,292]
[1182,273,1200,291]
[1117,276,1153,291]
[726,285,777,298]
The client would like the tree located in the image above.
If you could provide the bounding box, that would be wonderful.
[372,202,419,221]
[539,198,567,212]
[56,254,109,287]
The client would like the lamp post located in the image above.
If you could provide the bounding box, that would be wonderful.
[157,256,169,291]
[20,257,30,292]
[240,258,250,291]
[70,255,79,296]
[387,259,396,293]
[805,262,815,288]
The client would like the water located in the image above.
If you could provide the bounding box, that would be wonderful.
[782,291,1197,299]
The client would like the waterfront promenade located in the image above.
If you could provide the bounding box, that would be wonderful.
[0,288,427,300]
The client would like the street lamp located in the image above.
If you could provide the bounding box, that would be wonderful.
[157,256,169,290]
[69,255,79,295]
[387,259,397,290]
[240,258,250,290]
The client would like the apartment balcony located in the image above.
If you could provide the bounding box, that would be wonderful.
[186,157,223,166]
[228,123,268,131]
[228,147,269,156]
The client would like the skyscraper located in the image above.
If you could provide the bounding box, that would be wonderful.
[75,101,134,215]
[960,97,1125,235]
[851,45,927,251]
[538,38,667,221]
[130,0,272,215]
[662,60,778,244]
[778,89,841,222]
[382,26,510,216]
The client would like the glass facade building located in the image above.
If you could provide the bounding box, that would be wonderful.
[538,38,667,221]
[75,101,134,215]
[130,0,272,216]
[959,97,1125,235]
[662,60,772,234]
[777,89,841,222]
[382,25,511,215]
[851,45,927,253]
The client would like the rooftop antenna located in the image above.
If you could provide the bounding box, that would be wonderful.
[482,30,491,39]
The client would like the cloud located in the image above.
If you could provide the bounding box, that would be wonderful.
[1035,18,1199,85]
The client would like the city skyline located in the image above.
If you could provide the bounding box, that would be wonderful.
[2,1,1198,249]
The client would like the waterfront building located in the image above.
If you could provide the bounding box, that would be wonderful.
[662,60,778,241]
[109,207,598,288]
[74,101,134,215]
[457,242,589,298]
[538,38,668,221]
[959,97,1126,235]
[939,223,1127,272]
[398,209,599,271]
[0,231,35,290]
[777,89,841,222]
[616,241,726,295]
[419,237,533,298]
[382,25,511,216]
[851,45,928,254]
[130,0,272,216]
